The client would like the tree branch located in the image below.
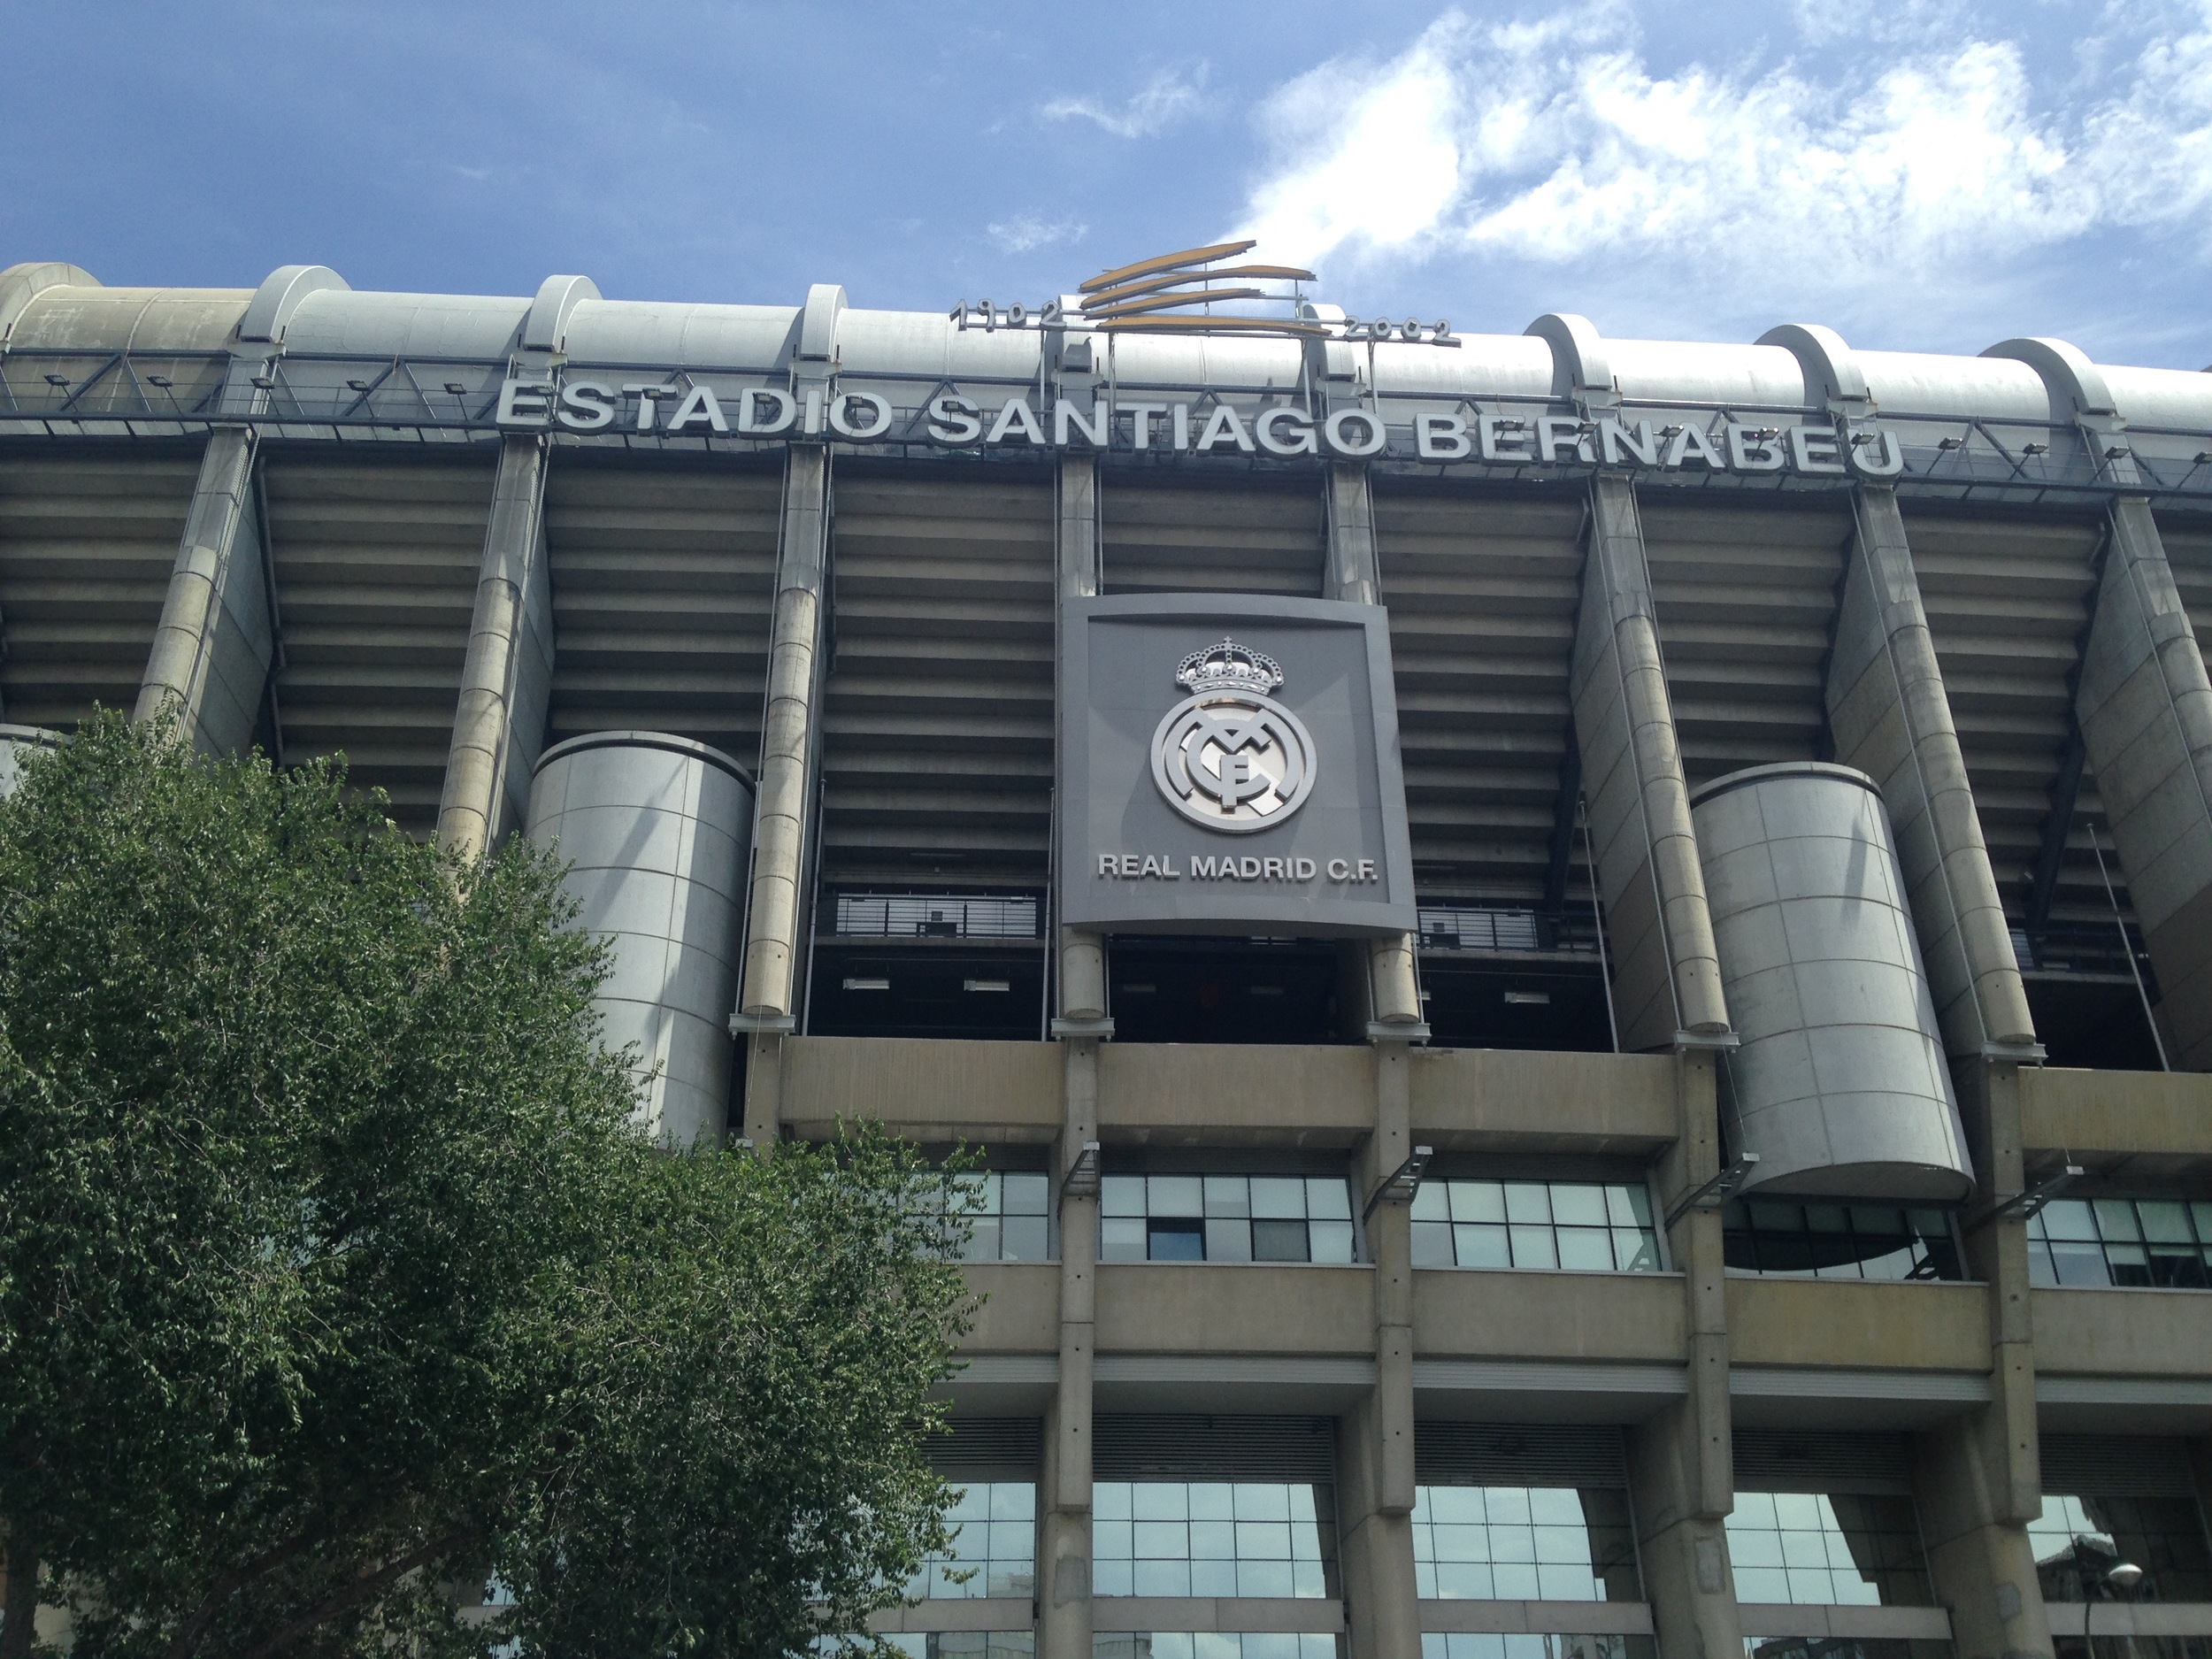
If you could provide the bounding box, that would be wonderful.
[161,1528,323,1659]
[234,1526,480,1659]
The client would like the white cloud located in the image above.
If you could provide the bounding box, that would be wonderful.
[1232,3,2212,314]
[1042,63,1208,139]
[987,215,1088,254]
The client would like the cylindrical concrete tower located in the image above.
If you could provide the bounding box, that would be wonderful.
[526,732,755,1147]
[1689,761,1973,1202]
[0,725,63,798]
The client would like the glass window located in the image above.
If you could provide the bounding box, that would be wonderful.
[1722,1201,1963,1282]
[945,1171,1053,1263]
[1411,1485,1642,1602]
[1742,1642,1954,1659]
[1725,1492,1933,1607]
[1423,1640,1656,1659]
[1092,1482,1335,1599]
[2032,1493,2212,1601]
[910,1481,1036,1600]
[1412,1180,1662,1274]
[1094,1637,1339,1659]
[1098,1176,1356,1264]
[2027,1199,2212,1290]
[886,1638,1035,1659]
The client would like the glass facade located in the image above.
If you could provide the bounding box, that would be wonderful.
[2031,1492,2212,1601]
[885,1638,1035,1659]
[1410,1486,1642,1601]
[1743,1642,1953,1659]
[947,1171,1053,1263]
[2054,1640,2212,1659]
[1422,1638,1654,1659]
[1092,1481,1336,1597]
[1101,1176,1356,1264]
[911,1481,1037,1599]
[1410,1180,1661,1272]
[1724,1493,1934,1605]
[1722,1201,1963,1281]
[1094,1637,1337,1659]
[2027,1199,2212,1290]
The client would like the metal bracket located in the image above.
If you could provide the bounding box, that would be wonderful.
[729,1011,795,1036]
[1051,1017,1116,1041]
[1966,1164,2085,1232]
[1979,1040,2048,1064]
[1363,1145,1434,1219]
[1062,1141,1102,1199]
[1673,1029,1741,1053]
[1664,1152,1760,1230]
[1366,1020,1432,1044]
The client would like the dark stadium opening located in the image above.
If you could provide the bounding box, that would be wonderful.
[1414,902,1617,1054]
[2015,924,2169,1071]
[1106,936,1347,1044]
[805,891,1048,1041]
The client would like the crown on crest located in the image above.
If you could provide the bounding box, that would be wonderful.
[1176,639,1284,695]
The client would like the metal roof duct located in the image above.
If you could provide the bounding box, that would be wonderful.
[1689,761,1974,1202]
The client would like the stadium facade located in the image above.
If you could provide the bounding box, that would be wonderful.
[4,257,2212,1659]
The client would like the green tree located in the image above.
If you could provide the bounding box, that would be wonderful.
[0,715,969,1657]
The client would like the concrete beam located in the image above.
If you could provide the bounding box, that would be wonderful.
[2070,496,2212,1067]
[133,426,275,754]
[1571,475,1731,1048]
[435,434,555,858]
[1826,484,2037,1055]
[0,261,98,343]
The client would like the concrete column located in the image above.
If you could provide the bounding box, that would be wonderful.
[1632,1049,1742,1659]
[1056,453,1110,1025]
[1342,1041,1421,1659]
[436,434,555,859]
[1043,447,1102,1659]
[1321,462,1425,1034]
[1571,476,1730,1050]
[1920,1059,2053,1659]
[2073,495,2212,1067]
[1043,1041,1097,1659]
[735,442,832,1144]
[1827,486,2039,1058]
[134,426,274,753]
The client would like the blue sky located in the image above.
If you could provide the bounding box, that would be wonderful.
[4,0,2209,367]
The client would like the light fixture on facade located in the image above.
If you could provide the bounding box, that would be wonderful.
[1364,1145,1434,1217]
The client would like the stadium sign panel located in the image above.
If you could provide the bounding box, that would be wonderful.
[1058,595,1417,935]
[495,378,1907,477]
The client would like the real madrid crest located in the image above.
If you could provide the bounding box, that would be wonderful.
[1149,639,1318,833]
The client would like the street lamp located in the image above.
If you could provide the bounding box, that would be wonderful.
[2092,1560,2145,1659]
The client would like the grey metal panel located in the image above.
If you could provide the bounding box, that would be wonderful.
[1093,1413,1336,1481]
[2104,366,2212,432]
[1690,761,1974,1199]
[0,724,62,795]
[1371,334,1555,401]
[520,275,600,353]
[238,265,349,344]
[6,285,254,354]
[1732,1427,1914,1493]
[560,300,800,371]
[1857,349,2058,421]
[277,288,529,360]
[0,453,200,729]
[1413,1422,1629,1486]
[1605,338,1809,409]
[526,730,753,1147]
[2039,1433,2200,1496]
[0,263,100,340]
